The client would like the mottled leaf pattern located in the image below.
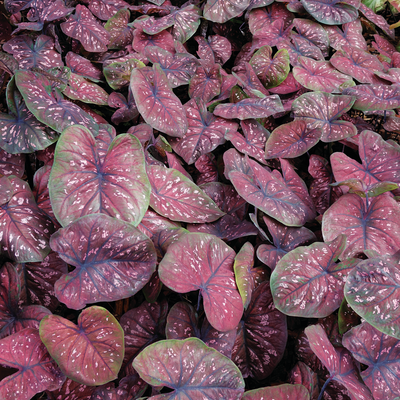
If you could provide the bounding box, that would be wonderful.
[203,0,251,23]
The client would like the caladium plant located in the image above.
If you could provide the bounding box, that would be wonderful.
[1,0,400,399]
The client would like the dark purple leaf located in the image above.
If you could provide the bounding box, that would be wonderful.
[331,130,400,187]
[324,19,367,51]
[108,91,138,125]
[250,46,290,88]
[214,95,284,120]
[148,164,224,223]
[133,337,245,399]
[189,63,222,103]
[0,328,64,400]
[343,84,400,111]
[330,45,384,84]
[132,28,175,55]
[305,324,374,400]
[248,3,294,35]
[50,213,157,309]
[137,209,180,241]
[165,301,237,358]
[0,51,18,76]
[208,35,232,65]
[203,0,251,23]
[40,306,124,385]
[300,0,360,25]
[293,56,354,92]
[104,56,145,90]
[3,34,63,70]
[115,374,147,400]
[0,176,54,262]
[195,153,219,184]
[242,384,310,400]
[292,92,357,142]
[268,72,303,94]
[159,232,243,332]
[61,5,110,52]
[130,64,188,137]
[63,73,109,105]
[257,215,317,270]
[170,99,233,164]
[293,17,330,56]
[308,154,343,214]
[17,252,67,312]
[229,157,312,227]
[344,257,400,340]
[232,281,287,380]
[289,361,320,399]
[5,0,52,14]
[144,46,198,88]
[166,152,193,181]
[46,378,98,400]
[119,300,167,376]
[271,235,358,318]
[65,52,102,82]
[322,193,400,259]
[49,125,149,227]
[89,0,129,20]
[104,8,133,49]
[15,70,99,135]
[343,321,400,399]
[0,149,24,177]
[232,62,270,98]
[265,119,321,159]
[226,119,269,164]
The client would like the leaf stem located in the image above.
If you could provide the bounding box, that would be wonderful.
[318,376,333,400]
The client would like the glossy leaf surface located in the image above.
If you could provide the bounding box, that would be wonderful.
[159,232,243,332]
[50,214,157,309]
[40,306,124,385]
[203,0,251,23]
[49,125,149,227]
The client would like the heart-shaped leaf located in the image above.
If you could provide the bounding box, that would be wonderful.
[104,56,145,90]
[278,35,325,66]
[133,337,245,399]
[0,150,24,177]
[293,57,353,93]
[271,235,358,318]
[293,18,330,56]
[104,8,133,49]
[50,214,157,309]
[148,164,224,223]
[292,92,357,142]
[0,175,54,263]
[49,125,149,227]
[40,306,124,385]
[242,384,310,400]
[130,65,188,137]
[65,52,102,82]
[203,0,251,23]
[60,5,110,52]
[344,257,400,340]
[0,328,64,400]
[343,321,400,399]
[89,0,129,20]
[322,193,400,259]
[159,232,243,332]
[189,63,222,103]
[325,19,367,51]
[232,281,287,380]
[300,0,360,25]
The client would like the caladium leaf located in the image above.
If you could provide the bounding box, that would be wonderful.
[293,18,330,56]
[270,235,358,318]
[165,302,237,358]
[0,328,64,400]
[130,65,187,137]
[257,215,317,270]
[104,56,145,90]
[300,0,360,25]
[148,164,224,223]
[242,384,310,400]
[330,130,400,189]
[40,306,124,385]
[49,125,149,227]
[144,46,198,88]
[322,193,400,259]
[0,175,54,263]
[325,19,367,51]
[265,119,321,159]
[332,179,399,198]
[203,0,251,23]
[232,62,270,98]
[343,84,400,111]
[214,95,284,120]
[108,91,138,125]
[250,46,290,88]
[62,73,109,105]
[89,0,129,20]
[132,27,176,54]
[15,70,99,135]
[208,35,232,65]
[229,157,312,227]
[170,99,233,165]
[0,150,24,177]
[330,45,384,84]
[104,9,133,50]
[359,3,395,40]
[248,4,294,35]
[253,19,293,48]
[232,281,287,380]
[3,34,63,70]
[133,337,245,399]
[344,257,400,340]
[293,56,354,93]
[159,232,243,332]
[292,92,357,142]
[50,214,157,309]
[343,321,400,399]
[189,63,222,103]
[305,324,374,400]
[60,5,110,53]
[278,35,325,66]
[268,72,303,94]
[65,52,102,82]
